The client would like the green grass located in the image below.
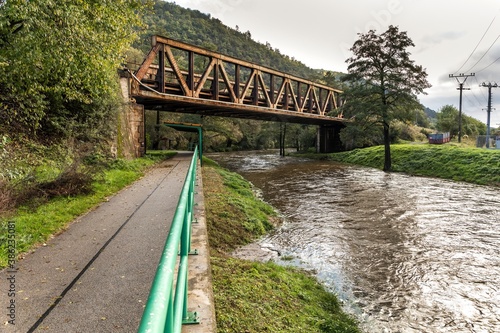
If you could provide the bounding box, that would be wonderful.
[212,257,360,333]
[202,158,361,333]
[202,157,276,254]
[0,151,177,269]
[295,144,500,186]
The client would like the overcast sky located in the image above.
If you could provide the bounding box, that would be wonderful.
[167,0,500,126]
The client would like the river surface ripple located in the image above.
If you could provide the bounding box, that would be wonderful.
[209,151,500,333]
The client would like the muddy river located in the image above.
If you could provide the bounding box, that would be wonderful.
[209,151,500,333]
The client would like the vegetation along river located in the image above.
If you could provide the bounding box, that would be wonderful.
[209,151,500,333]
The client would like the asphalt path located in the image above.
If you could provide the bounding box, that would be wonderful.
[1,152,210,332]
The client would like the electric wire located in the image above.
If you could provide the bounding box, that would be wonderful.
[475,54,500,74]
[473,76,488,101]
[466,81,486,108]
[464,95,482,115]
[454,15,496,74]
[459,81,485,122]
[462,93,486,123]
[463,95,477,113]
[464,34,500,73]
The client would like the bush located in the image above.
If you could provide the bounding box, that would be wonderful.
[0,180,15,215]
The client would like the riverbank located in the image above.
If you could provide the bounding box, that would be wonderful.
[0,151,177,269]
[294,144,500,187]
[202,157,361,333]
[209,150,500,333]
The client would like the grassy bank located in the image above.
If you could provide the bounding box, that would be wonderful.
[202,158,361,333]
[0,151,176,269]
[295,144,500,186]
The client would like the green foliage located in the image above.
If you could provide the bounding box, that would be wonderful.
[415,108,432,128]
[0,0,148,138]
[203,117,244,151]
[341,25,431,171]
[145,109,318,152]
[391,120,428,142]
[436,105,459,135]
[0,134,73,184]
[436,104,487,137]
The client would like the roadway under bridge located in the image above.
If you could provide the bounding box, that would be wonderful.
[121,35,346,156]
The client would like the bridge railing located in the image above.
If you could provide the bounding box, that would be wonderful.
[132,35,343,118]
[137,147,199,333]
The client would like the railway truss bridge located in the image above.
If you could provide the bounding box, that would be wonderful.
[121,35,346,156]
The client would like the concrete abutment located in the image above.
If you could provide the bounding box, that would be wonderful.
[118,71,146,158]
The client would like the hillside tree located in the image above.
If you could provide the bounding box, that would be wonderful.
[342,25,431,171]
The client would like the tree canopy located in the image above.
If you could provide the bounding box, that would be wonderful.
[436,105,486,137]
[341,25,431,171]
[0,0,148,139]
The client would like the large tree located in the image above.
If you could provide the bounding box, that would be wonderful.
[342,25,431,171]
[0,0,148,138]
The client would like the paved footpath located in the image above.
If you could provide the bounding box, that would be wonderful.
[1,152,215,333]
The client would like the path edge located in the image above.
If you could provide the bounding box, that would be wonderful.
[183,160,217,333]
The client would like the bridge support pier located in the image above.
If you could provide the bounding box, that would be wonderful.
[317,124,344,153]
[118,71,145,158]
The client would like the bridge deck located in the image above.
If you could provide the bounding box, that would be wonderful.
[132,87,341,125]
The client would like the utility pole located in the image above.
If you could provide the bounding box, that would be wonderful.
[480,82,498,148]
[449,73,475,143]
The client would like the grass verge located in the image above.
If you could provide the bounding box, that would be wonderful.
[202,157,276,254]
[202,157,361,333]
[0,151,176,269]
[295,144,500,186]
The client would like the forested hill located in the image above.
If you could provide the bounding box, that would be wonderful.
[131,0,339,81]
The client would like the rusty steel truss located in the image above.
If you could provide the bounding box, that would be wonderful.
[130,36,344,125]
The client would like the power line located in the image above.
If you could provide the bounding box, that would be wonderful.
[475,54,500,74]
[472,75,488,100]
[455,15,496,74]
[465,81,485,108]
[463,95,478,116]
[463,94,479,112]
[464,34,500,73]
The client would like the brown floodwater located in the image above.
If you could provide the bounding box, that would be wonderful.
[209,151,500,333]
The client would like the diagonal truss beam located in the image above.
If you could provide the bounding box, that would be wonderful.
[132,35,344,121]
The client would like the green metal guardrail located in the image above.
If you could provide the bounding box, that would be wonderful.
[138,147,200,332]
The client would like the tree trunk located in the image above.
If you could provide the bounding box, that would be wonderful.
[383,122,391,172]
[279,123,287,156]
[282,123,286,156]
[279,124,283,156]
